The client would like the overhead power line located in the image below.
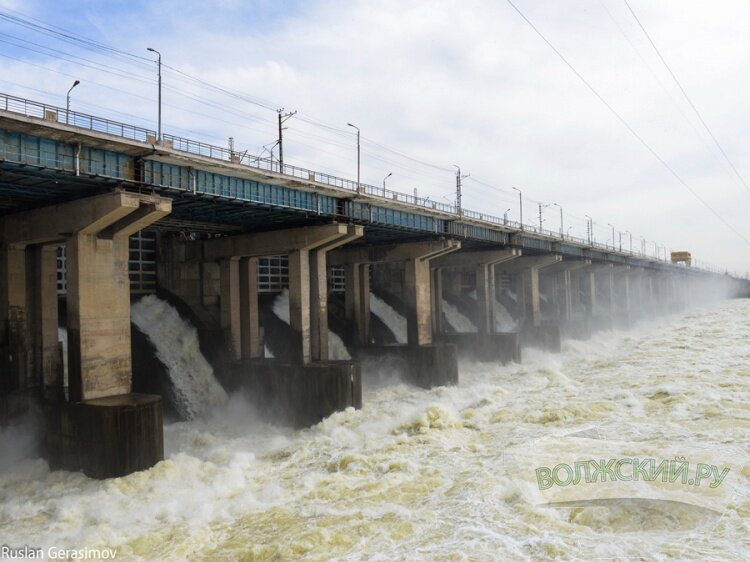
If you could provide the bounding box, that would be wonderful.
[623,0,750,196]
[505,0,750,245]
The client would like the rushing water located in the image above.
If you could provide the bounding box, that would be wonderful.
[494,298,518,332]
[131,295,227,419]
[272,289,351,360]
[442,299,477,333]
[369,293,408,344]
[1,299,749,561]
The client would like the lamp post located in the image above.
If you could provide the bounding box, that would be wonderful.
[512,187,523,230]
[347,123,360,193]
[146,47,162,142]
[503,208,511,225]
[382,172,392,196]
[553,203,563,236]
[66,80,80,125]
[607,223,615,250]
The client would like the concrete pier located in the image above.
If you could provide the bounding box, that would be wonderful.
[160,223,365,425]
[432,248,522,363]
[0,191,171,478]
[498,254,562,351]
[331,239,461,387]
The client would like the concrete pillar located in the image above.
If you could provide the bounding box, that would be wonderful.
[596,264,614,317]
[583,270,596,317]
[405,257,432,346]
[239,257,263,359]
[343,262,374,346]
[344,262,359,324]
[476,263,494,334]
[220,257,241,361]
[0,244,29,393]
[357,263,371,345]
[431,267,444,334]
[513,270,525,322]
[309,249,329,361]
[30,245,61,391]
[525,267,541,327]
[288,249,311,364]
[66,233,133,401]
[561,270,573,322]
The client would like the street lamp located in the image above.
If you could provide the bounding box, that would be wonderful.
[607,223,615,250]
[512,187,523,230]
[553,203,563,236]
[382,172,392,196]
[503,207,511,225]
[347,123,360,193]
[66,80,80,125]
[146,47,162,142]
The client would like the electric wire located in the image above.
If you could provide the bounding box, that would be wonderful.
[623,0,750,195]
[505,0,750,245]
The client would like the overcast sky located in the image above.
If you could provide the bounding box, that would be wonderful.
[1,0,748,274]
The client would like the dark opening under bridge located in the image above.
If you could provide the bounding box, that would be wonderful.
[1,92,746,478]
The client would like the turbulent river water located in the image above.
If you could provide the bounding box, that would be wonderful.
[1,299,749,561]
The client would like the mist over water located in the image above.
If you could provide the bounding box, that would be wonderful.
[0,298,748,560]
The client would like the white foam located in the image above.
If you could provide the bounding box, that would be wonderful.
[0,299,747,560]
[131,295,227,419]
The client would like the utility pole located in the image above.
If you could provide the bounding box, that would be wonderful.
[347,123,360,193]
[277,108,296,169]
[538,203,544,230]
[146,48,162,142]
[453,165,469,216]
[512,187,523,229]
[585,215,592,245]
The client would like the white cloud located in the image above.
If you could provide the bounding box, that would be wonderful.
[2,0,749,273]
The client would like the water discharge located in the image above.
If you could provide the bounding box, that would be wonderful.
[131,295,227,420]
[1,299,748,560]
[271,289,351,360]
[494,298,518,332]
[369,292,408,343]
[442,299,477,332]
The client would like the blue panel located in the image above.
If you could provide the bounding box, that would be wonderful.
[518,235,552,251]
[352,202,438,233]
[561,244,584,257]
[450,223,508,243]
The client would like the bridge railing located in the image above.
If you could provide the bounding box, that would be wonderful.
[0,92,156,142]
[4,91,736,272]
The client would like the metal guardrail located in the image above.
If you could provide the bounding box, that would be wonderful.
[2,91,744,278]
[0,92,156,142]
